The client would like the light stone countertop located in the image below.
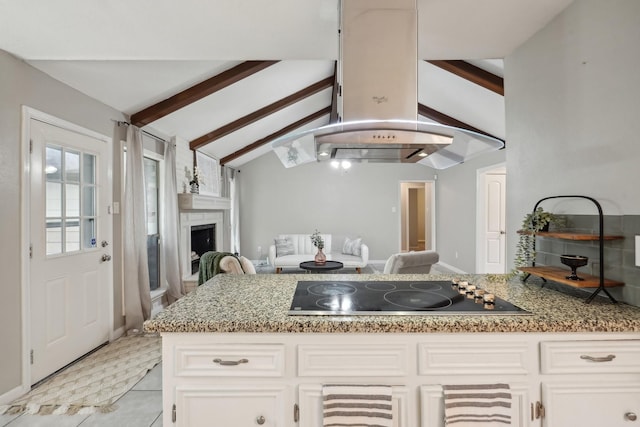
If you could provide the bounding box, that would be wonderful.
[143,273,640,334]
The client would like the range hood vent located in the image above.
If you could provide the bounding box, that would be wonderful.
[272,0,503,169]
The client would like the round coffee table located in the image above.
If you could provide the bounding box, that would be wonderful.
[299,260,344,273]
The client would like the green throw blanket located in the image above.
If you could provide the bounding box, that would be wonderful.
[197,251,237,285]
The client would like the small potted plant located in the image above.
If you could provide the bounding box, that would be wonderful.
[514,207,566,272]
[310,230,326,265]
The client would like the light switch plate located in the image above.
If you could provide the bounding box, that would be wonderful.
[636,235,640,267]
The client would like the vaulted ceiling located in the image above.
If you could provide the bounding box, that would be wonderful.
[0,0,574,168]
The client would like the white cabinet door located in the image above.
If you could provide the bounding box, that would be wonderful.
[298,384,410,427]
[542,382,640,427]
[175,385,287,427]
[420,384,531,427]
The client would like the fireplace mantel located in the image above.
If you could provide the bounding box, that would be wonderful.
[178,193,231,211]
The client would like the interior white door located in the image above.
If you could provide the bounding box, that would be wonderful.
[29,119,112,384]
[482,172,506,273]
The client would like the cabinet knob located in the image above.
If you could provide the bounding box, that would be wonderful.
[256,415,266,425]
[625,412,638,421]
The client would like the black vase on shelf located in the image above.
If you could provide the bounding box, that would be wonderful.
[560,254,589,280]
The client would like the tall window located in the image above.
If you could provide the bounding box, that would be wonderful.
[144,157,160,291]
[123,143,164,293]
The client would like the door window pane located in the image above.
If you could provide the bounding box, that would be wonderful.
[45,146,62,180]
[65,150,80,182]
[82,186,95,216]
[46,219,62,255]
[46,182,62,218]
[65,218,80,252]
[82,153,95,184]
[65,183,80,217]
[82,218,97,249]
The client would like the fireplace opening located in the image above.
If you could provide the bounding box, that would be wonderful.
[190,223,216,274]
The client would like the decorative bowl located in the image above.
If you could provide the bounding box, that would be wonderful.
[560,254,588,280]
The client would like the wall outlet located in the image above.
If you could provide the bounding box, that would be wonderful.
[636,236,640,267]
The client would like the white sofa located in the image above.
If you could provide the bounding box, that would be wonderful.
[268,234,369,273]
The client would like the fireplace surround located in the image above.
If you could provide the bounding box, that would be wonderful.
[178,193,230,285]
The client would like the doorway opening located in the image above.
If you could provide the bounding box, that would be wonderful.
[400,181,435,252]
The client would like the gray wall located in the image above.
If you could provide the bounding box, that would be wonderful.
[239,148,506,273]
[435,150,506,273]
[238,152,436,261]
[0,50,126,396]
[505,0,640,303]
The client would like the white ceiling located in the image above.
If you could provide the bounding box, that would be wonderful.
[0,0,574,167]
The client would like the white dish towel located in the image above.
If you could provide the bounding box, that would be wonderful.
[443,383,512,426]
[322,384,393,427]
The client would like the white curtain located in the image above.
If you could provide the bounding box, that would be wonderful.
[230,169,241,254]
[163,139,184,303]
[123,125,151,331]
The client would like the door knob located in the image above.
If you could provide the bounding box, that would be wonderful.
[625,412,637,421]
[500,230,506,235]
[101,240,109,247]
[256,415,266,424]
[101,254,112,262]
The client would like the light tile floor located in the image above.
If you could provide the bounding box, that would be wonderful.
[0,363,163,427]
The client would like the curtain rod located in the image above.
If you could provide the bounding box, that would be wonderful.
[113,119,168,143]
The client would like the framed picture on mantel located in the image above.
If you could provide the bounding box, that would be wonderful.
[195,151,220,197]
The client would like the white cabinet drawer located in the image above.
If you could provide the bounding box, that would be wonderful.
[298,344,408,376]
[418,342,530,375]
[540,340,640,374]
[174,344,285,377]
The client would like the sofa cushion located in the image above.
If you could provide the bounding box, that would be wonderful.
[332,253,366,268]
[274,237,295,256]
[342,236,362,256]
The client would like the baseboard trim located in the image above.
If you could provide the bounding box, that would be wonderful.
[436,261,467,274]
[0,383,28,405]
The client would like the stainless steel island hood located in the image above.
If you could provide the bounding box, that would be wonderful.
[272,0,504,169]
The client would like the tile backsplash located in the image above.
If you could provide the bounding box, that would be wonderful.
[534,214,640,307]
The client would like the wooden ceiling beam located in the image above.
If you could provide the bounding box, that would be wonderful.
[190,76,334,151]
[220,106,332,165]
[426,60,504,96]
[130,60,279,127]
[418,103,504,143]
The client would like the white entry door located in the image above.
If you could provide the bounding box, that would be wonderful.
[480,172,506,273]
[29,119,112,384]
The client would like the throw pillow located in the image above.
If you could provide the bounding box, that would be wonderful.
[342,237,362,256]
[239,256,256,274]
[275,237,295,257]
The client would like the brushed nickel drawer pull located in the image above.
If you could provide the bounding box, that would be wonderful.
[580,354,616,362]
[625,412,637,421]
[213,358,249,366]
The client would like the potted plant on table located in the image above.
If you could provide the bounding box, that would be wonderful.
[310,230,326,265]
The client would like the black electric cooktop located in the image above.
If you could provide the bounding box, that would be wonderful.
[288,280,530,316]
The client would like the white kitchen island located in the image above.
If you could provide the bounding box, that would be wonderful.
[144,273,640,427]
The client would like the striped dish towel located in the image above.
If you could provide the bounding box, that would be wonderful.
[443,383,512,426]
[323,384,393,427]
